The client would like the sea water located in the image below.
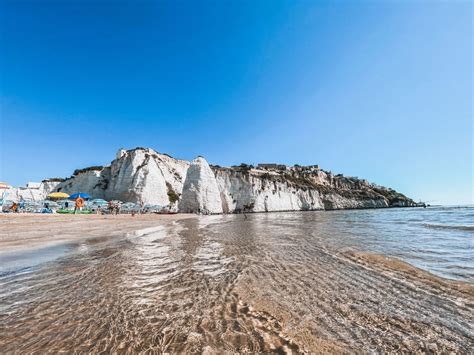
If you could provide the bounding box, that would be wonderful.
[0,206,472,352]
[229,205,473,282]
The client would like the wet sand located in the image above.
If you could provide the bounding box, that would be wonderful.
[0,214,473,353]
[0,213,195,253]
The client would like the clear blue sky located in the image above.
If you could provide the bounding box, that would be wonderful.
[0,0,472,205]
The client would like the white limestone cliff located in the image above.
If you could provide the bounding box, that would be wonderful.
[58,170,103,198]
[214,168,389,213]
[2,180,61,202]
[56,148,189,206]
[178,157,223,214]
[50,147,415,213]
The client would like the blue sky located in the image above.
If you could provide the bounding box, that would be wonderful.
[0,0,472,205]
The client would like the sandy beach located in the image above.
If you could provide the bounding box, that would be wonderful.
[0,213,473,353]
[0,213,195,253]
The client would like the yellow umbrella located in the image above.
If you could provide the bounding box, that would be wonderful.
[47,192,70,200]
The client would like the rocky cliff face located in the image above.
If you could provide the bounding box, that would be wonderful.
[214,166,397,213]
[53,147,415,213]
[57,148,189,206]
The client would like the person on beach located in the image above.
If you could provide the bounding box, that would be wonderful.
[74,197,85,214]
[42,203,52,213]
[19,198,25,212]
[108,201,114,215]
[108,201,120,215]
[10,202,18,213]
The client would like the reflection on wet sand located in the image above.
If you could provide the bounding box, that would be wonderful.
[0,213,473,353]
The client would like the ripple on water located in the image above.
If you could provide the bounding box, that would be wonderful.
[0,208,473,353]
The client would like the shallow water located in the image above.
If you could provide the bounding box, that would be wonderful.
[0,243,74,275]
[254,205,474,282]
[0,207,473,352]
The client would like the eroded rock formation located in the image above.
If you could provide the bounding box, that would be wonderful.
[178,157,223,214]
[52,147,415,213]
[57,148,189,206]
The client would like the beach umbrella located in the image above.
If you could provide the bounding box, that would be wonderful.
[69,192,91,200]
[47,192,70,200]
[90,198,108,205]
[122,202,137,207]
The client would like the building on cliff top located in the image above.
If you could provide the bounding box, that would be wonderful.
[257,163,287,170]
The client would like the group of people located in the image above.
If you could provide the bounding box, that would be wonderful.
[78,199,120,215]
[4,197,85,214]
[3,196,146,215]
[107,200,121,215]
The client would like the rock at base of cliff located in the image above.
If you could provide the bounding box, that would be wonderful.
[178,156,223,214]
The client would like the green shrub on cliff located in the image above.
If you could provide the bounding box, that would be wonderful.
[73,166,104,176]
[166,182,179,204]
